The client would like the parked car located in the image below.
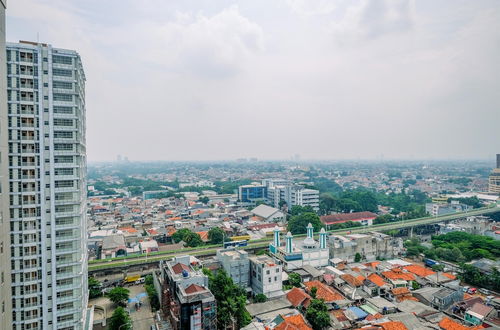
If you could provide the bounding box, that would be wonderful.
[478,288,490,295]
[134,277,145,285]
[467,288,477,294]
[462,286,470,293]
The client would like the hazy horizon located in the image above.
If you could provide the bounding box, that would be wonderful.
[7,0,500,161]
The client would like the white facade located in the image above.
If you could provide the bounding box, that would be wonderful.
[0,1,13,328]
[249,255,283,298]
[4,42,88,330]
[216,248,250,288]
[265,183,319,211]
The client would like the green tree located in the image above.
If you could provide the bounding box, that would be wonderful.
[171,228,192,243]
[254,294,267,303]
[288,272,302,288]
[305,299,331,330]
[432,264,445,272]
[107,287,130,306]
[208,227,225,244]
[412,281,420,290]
[108,307,132,330]
[199,196,210,204]
[354,253,362,262]
[205,269,251,329]
[310,286,318,299]
[184,232,204,247]
[287,212,323,235]
[88,277,102,299]
[290,205,315,216]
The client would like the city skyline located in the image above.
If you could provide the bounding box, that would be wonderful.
[6,0,500,161]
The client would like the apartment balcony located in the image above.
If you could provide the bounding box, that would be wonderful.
[23,302,41,309]
[55,234,80,243]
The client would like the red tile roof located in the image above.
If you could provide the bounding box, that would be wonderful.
[321,211,377,225]
[341,274,363,287]
[391,287,411,295]
[286,287,311,308]
[438,317,472,330]
[442,272,456,280]
[185,284,206,294]
[304,280,343,302]
[171,263,191,274]
[275,314,312,330]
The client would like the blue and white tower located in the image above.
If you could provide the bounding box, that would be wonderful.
[269,226,281,253]
[286,232,293,254]
[307,223,314,239]
[319,228,327,249]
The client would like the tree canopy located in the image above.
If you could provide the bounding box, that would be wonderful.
[204,268,251,329]
[107,287,130,306]
[109,307,132,330]
[88,277,102,299]
[305,299,331,330]
[287,212,323,235]
[208,227,225,244]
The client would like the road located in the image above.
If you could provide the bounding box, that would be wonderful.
[89,204,499,272]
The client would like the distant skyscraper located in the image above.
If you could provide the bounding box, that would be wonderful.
[0,1,13,328]
[2,40,88,329]
[489,154,500,195]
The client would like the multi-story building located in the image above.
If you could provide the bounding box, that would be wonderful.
[0,1,12,328]
[489,154,500,195]
[329,232,404,263]
[238,183,267,203]
[216,248,250,288]
[265,183,319,211]
[159,256,217,330]
[425,201,471,216]
[249,255,283,298]
[4,41,88,330]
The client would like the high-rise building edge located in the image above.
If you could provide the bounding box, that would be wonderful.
[0,1,13,328]
[2,39,89,330]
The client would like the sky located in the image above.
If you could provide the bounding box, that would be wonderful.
[6,0,500,162]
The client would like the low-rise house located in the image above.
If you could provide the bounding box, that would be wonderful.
[365,297,398,315]
[431,287,463,311]
[273,313,312,330]
[464,302,497,326]
[101,234,127,259]
[363,273,391,296]
[251,204,285,222]
[303,280,344,303]
[387,287,417,302]
[285,287,311,309]
[139,240,159,253]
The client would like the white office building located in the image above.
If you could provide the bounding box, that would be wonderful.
[265,183,319,211]
[3,41,88,330]
[249,255,283,298]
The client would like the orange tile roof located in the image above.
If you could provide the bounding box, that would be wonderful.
[185,284,206,294]
[367,273,388,287]
[194,210,205,215]
[391,287,410,295]
[442,272,456,280]
[404,265,436,277]
[382,269,415,281]
[119,227,138,233]
[379,321,408,330]
[196,231,209,241]
[275,314,312,330]
[168,217,182,221]
[356,274,365,282]
[304,280,343,302]
[438,317,476,330]
[286,287,311,308]
[341,274,363,287]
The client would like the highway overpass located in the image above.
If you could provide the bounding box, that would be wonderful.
[89,204,499,273]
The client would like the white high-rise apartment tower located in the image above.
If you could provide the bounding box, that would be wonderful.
[3,40,88,330]
[0,0,12,328]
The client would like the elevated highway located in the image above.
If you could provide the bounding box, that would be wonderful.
[89,204,499,273]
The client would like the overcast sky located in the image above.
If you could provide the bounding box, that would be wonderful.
[6,0,500,162]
